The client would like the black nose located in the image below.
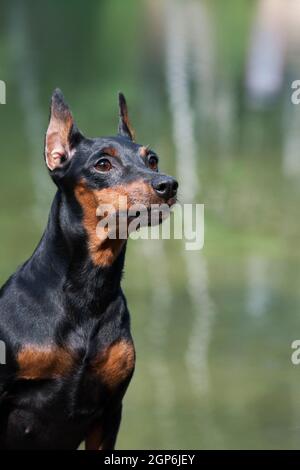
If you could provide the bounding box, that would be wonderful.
[151,176,178,200]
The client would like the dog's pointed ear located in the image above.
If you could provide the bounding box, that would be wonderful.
[118,92,135,141]
[45,89,83,171]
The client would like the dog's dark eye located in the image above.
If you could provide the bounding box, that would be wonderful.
[148,155,159,171]
[95,158,112,172]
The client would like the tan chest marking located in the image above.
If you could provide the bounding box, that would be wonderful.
[91,340,135,389]
[17,345,74,380]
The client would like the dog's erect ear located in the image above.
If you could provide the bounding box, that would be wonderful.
[45,89,82,171]
[118,92,135,141]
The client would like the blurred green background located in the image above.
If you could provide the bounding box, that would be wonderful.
[1,0,300,449]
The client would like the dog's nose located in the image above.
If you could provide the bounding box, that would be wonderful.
[151,176,178,200]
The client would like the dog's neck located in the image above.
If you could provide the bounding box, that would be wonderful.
[33,191,127,316]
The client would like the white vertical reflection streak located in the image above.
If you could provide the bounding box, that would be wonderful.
[143,240,177,447]
[246,256,270,318]
[8,1,51,228]
[165,0,215,394]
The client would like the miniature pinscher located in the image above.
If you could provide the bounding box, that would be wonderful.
[0,89,178,449]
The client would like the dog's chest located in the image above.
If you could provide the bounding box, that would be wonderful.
[89,339,135,389]
[69,339,136,414]
[17,339,135,392]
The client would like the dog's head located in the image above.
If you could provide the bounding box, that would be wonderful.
[44,89,178,265]
[45,89,177,207]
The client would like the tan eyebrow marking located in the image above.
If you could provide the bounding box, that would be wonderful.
[139,145,150,158]
[101,147,119,157]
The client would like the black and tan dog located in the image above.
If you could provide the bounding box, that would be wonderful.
[0,90,178,449]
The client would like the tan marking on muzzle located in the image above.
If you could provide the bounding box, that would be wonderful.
[75,179,161,266]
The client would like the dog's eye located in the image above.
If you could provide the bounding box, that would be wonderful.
[148,155,159,171]
[95,158,112,172]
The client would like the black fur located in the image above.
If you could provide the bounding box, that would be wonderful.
[0,90,177,449]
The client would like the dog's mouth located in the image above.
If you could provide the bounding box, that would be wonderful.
[95,198,177,242]
[110,198,176,229]
[95,192,178,241]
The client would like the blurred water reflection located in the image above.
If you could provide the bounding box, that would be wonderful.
[0,0,300,449]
